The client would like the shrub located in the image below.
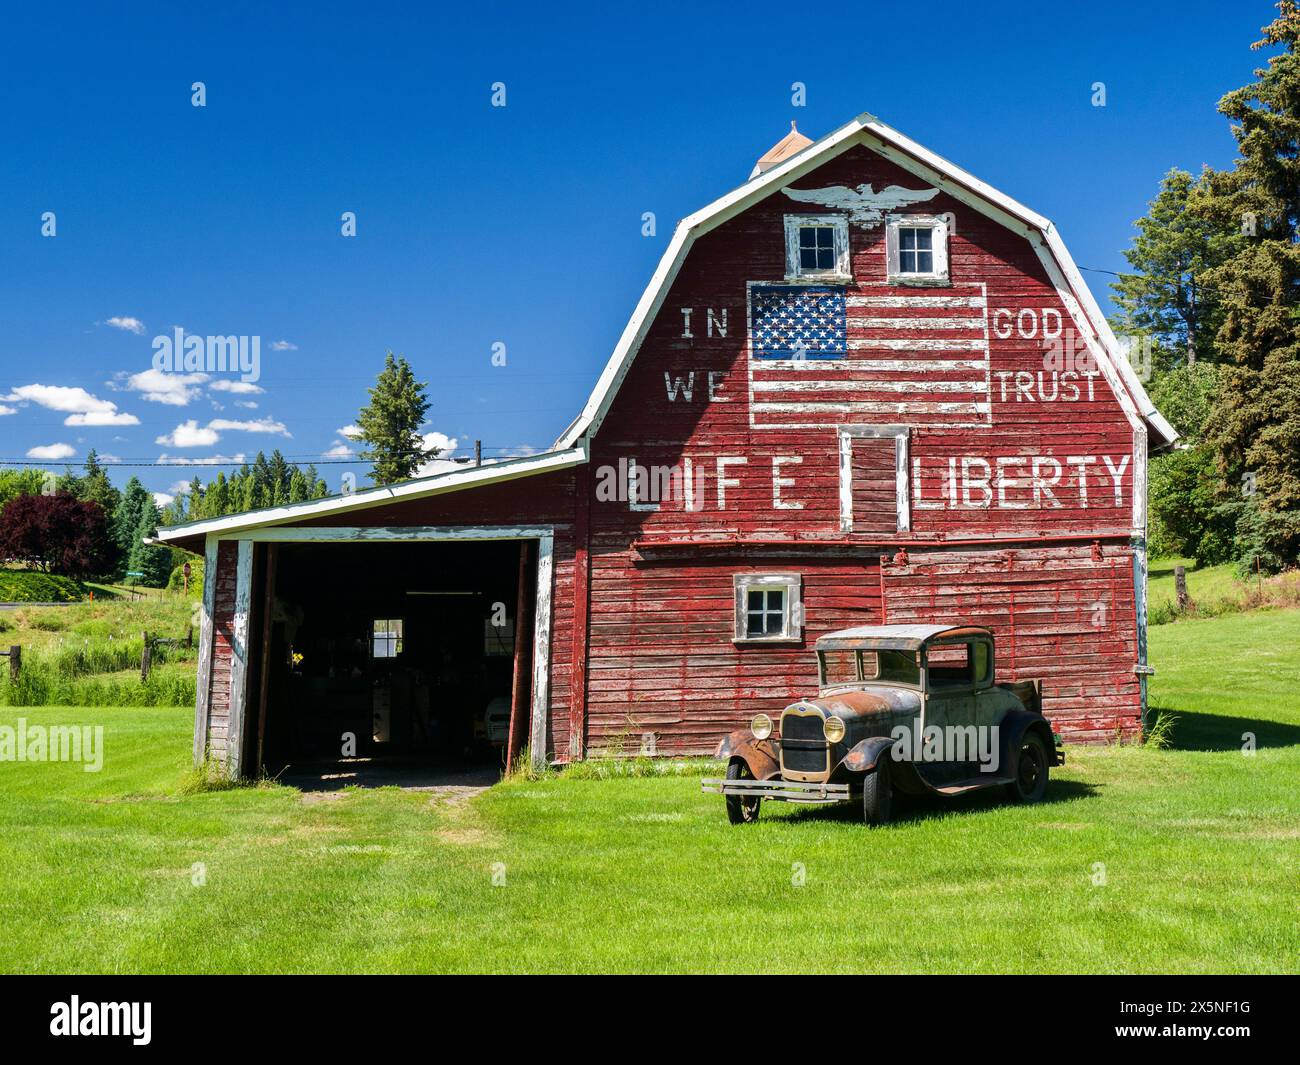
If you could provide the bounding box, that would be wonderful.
[0,493,114,579]
[166,558,203,599]
[0,569,84,603]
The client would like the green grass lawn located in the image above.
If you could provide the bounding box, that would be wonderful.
[1,610,1298,973]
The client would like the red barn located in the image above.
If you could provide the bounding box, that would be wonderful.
[157,113,1175,777]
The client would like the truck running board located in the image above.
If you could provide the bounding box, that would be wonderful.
[701,778,851,804]
[930,776,1013,796]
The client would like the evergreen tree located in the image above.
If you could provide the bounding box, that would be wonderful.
[72,450,122,517]
[111,477,154,578]
[1111,169,1240,369]
[1198,1,1300,570]
[355,351,438,485]
[126,501,171,587]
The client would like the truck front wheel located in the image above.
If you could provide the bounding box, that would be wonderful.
[861,761,892,826]
[725,760,761,825]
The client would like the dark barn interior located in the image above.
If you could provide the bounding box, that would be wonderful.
[243,540,531,787]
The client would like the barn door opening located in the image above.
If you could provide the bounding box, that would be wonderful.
[246,539,532,788]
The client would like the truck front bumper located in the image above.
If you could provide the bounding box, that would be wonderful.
[701,777,851,804]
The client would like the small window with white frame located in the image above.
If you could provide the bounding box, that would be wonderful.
[734,573,803,643]
[886,214,950,285]
[784,214,850,281]
[372,618,403,658]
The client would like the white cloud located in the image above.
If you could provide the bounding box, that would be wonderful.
[120,368,209,406]
[156,420,220,448]
[157,453,246,466]
[423,431,458,453]
[270,340,298,351]
[0,405,14,416]
[208,380,264,395]
[234,400,258,409]
[105,316,146,335]
[168,480,192,494]
[65,410,140,426]
[322,441,354,459]
[337,424,362,440]
[5,383,117,414]
[208,417,289,436]
[152,492,175,508]
[26,442,76,460]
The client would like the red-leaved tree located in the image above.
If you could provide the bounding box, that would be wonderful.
[0,492,114,578]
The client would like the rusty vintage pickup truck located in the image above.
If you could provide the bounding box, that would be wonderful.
[702,624,1064,826]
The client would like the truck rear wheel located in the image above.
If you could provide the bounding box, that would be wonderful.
[1006,732,1049,804]
[861,761,892,826]
[725,760,761,825]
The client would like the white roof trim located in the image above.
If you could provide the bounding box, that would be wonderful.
[555,111,1176,450]
[154,444,588,542]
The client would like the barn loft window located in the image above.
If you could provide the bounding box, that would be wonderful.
[784,214,850,281]
[838,425,911,534]
[733,573,803,643]
[886,214,950,285]
[371,618,404,658]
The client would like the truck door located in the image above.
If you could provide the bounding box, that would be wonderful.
[920,640,980,781]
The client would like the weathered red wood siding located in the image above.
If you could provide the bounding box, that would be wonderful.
[204,539,240,760]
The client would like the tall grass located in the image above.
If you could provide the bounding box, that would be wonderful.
[0,658,196,707]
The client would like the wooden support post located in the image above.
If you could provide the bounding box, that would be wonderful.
[141,631,151,682]
[254,544,277,774]
[568,464,591,761]
[505,541,533,772]
[8,646,19,682]
[1174,565,1190,612]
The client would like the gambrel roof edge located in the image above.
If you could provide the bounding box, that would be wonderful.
[554,111,1177,451]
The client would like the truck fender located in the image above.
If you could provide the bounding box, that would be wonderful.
[715,729,781,781]
[842,735,897,775]
[998,710,1062,775]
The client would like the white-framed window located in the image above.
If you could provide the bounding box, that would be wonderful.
[733,573,803,643]
[784,214,850,281]
[886,214,950,285]
[372,618,403,658]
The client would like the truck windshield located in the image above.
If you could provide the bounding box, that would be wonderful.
[820,649,921,687]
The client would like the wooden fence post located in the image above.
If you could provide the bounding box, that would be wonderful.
[8,646,18,682]
[1174,566,1190,612]
[141,631,151,682]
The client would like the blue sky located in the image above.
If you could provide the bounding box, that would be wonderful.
[0,0,1278,505]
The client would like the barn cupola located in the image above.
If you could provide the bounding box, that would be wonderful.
[750,120,814,179]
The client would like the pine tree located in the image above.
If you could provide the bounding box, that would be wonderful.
[1199,1,1300,570]
[1111,168,1241,369]
[127,502,171,587]
[355,351,438,485]
[75,450,122,517]
[111,477,154,579]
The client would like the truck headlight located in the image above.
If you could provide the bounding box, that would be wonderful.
[823,716,846,743]
[750,713,772,740]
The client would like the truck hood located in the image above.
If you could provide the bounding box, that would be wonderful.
[804,686,922,722]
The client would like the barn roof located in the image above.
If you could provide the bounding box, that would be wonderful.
[553,110,1177,452]
[816,624,991,651]
[151,444,587,549]
[154,111,1174,550]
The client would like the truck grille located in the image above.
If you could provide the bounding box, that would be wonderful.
[781,711,825,743]
[781,707,829,778]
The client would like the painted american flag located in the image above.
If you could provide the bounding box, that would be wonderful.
[748,281,992,428]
